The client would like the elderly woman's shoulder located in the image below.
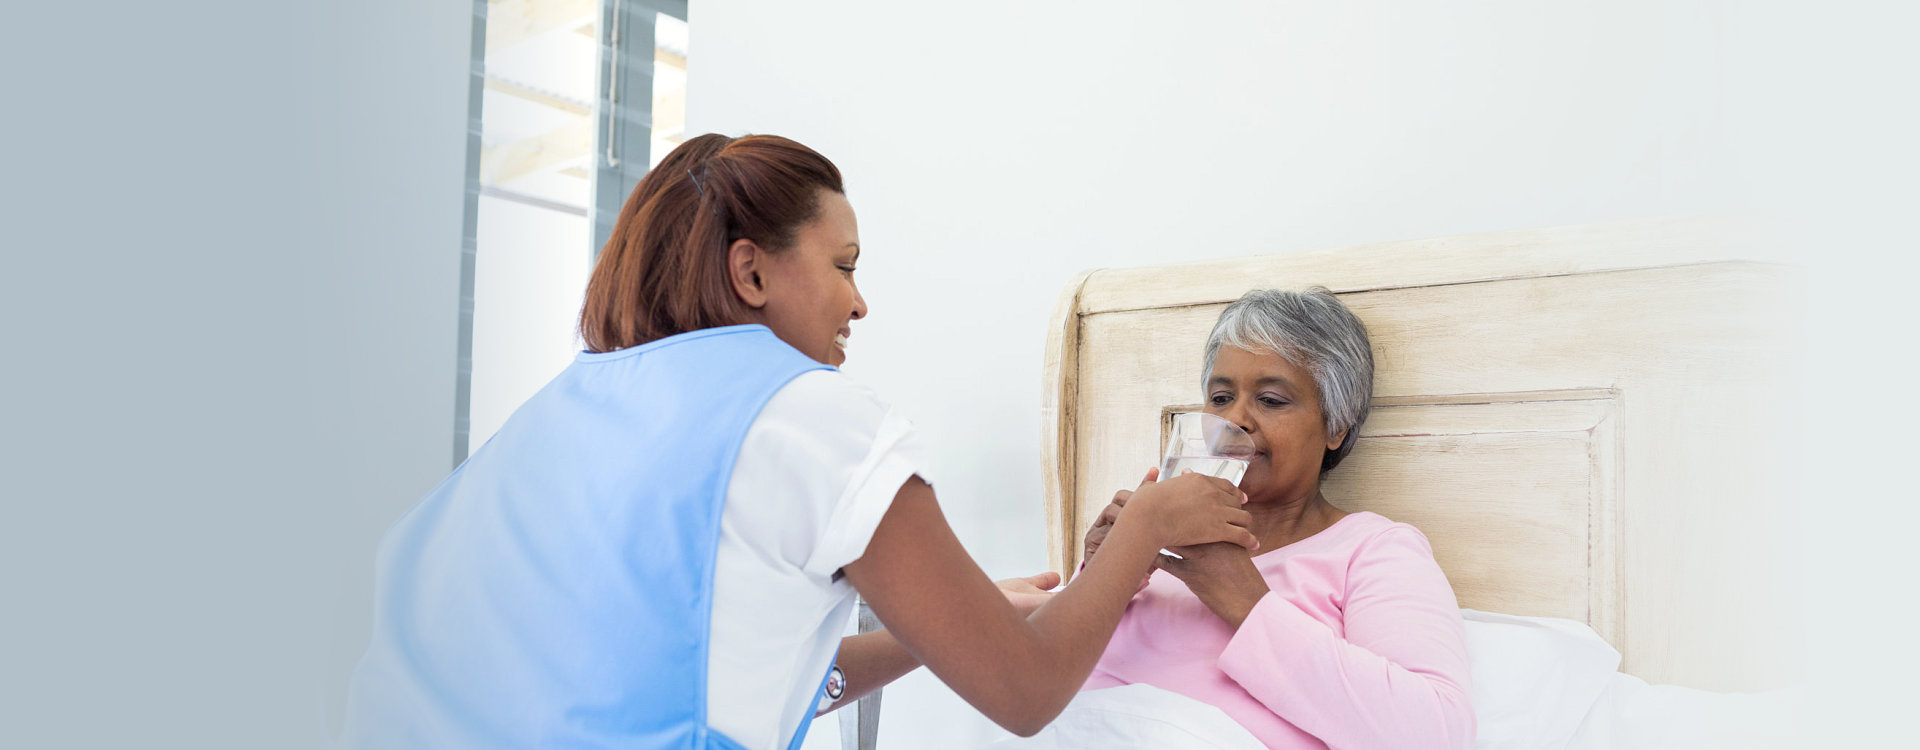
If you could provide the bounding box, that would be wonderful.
[1333,510,1440,560]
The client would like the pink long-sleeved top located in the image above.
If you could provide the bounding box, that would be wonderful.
[1085,511,1475,749]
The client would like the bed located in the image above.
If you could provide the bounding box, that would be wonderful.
[845,216,1807,749]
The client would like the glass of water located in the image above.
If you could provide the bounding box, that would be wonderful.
[1160,412,1256,486]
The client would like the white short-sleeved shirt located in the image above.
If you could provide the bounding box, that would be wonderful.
[706,369,927,749]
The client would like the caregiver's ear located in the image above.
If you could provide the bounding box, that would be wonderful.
[727,238,770,309]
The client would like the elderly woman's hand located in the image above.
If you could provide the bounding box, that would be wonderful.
[1156,543,1271,630]
[994,571,1061,617]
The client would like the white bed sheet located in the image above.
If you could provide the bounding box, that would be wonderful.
[974,610,1807,749]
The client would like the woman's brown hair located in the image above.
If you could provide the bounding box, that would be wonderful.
[579,133,845,352]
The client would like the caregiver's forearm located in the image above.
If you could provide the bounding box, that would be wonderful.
[824,527,1158,725]
[820,630,920,715]
[843,478,1182,735]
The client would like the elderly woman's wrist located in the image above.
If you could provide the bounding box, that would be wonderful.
[1211,591,1264,630]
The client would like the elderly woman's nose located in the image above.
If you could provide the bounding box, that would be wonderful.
[1223,401,1257,434]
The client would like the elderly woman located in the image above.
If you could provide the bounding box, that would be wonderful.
[1079,288,1475,749]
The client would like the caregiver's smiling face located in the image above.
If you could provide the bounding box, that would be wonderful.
[755,189,867,367]
[1203,345,1345,505]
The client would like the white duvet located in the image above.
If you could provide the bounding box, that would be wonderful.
[982,610,1805,749]
[981,684,1265,750]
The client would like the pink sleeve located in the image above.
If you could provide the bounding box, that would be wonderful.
[1217,526,1475,750]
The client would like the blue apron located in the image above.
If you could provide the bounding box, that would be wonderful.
[341,325,834,749]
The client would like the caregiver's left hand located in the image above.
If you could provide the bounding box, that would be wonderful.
[995,571,1061,617]
[1156,543,1270,630]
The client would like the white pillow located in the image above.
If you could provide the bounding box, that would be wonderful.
[1462,608,1621,750]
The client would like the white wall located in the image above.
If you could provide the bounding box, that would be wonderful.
[687,2,1917,748]
[2,1,475,747]
[468,196,590,451]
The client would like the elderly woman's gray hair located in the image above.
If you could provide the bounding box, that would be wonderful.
[1202,287,1374,473]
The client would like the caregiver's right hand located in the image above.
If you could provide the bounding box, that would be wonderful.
[1120,472,1258,551]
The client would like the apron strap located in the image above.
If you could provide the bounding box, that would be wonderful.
[786,648,840,750]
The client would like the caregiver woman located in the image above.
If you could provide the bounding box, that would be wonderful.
[338,133,1256,750]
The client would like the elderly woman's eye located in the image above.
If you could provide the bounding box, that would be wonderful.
[1209,394,1232,406]
[1260,396,1287,407]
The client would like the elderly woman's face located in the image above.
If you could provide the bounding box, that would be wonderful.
[1204,346,1345,504]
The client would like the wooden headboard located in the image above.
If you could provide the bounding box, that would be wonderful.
[1040,217,1804,692]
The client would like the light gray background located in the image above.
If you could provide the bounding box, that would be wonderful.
[1,1,1913,748]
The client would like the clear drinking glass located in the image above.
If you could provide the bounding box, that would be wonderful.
[1160,412,1256,485]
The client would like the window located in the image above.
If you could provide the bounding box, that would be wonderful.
[457,0,689,460]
